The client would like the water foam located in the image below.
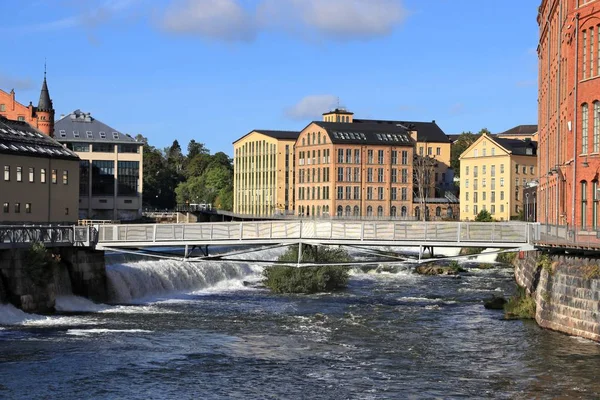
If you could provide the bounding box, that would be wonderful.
[66,328,152,336]
[0,303,98,327]
[55,296,110,313]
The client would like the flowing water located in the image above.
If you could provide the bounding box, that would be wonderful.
[1,247,600,399]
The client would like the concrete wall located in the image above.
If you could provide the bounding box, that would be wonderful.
[0,247,106,313]
[514,251,600,342]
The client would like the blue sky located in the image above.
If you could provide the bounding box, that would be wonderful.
[1,0,539,155]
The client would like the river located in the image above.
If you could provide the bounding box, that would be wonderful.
[1,247,599,399]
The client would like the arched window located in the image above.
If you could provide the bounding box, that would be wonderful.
[318,132,321,144]
[594,101,600,153]
[436,207,441,217]
[415,207,420,220]
[390,206,397,218]
[353,206,360,217]
[312,132,315,145]
[425,207,430,220]
[582,103,589,154]
[377,206,383,217]
[367,206,373,217]
[311,205,315,217]
[593,181,599,230]
[447,206,453,218]
[345,205,351,216]
[302,137,306,147]
[401,206,407,217]
[582,181,588,229]
[337,205,343,217]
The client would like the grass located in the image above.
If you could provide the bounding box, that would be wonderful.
[496,252,517,265]
[263,245,351,294]
[537,253,553,276]
[504,287,536,319]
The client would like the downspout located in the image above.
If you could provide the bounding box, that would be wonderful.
[572,13,580,229]
[556,0,562,226]
[545,11,551,225]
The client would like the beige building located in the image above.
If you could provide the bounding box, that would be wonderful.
[459,133,537,221]
[496,124,538,141]
[295,118,414,218]
[0,116,80,224]
[54,110,143,221]
[233,130,298,216]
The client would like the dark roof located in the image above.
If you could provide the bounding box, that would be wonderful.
[0,116,79,160]
[313,121,413,146]
[494,137,538,156]
[353,119,450,143]
[496,124,538,136]
[254,130,300,140]
[323,108,354,115]
[37,77,53,111]
[446,134,461,143]
[54,110,140,144]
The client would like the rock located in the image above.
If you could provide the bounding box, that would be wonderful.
[415,266,460,276]
[484,296,507,310]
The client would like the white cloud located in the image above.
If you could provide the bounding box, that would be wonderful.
[161,0,255,41]
[160,0,407,42]
[286,95,339,120]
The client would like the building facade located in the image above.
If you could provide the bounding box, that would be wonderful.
[233,130,298,216]
[0,74,55,136]
[537,0,600,229]
[0,116,79,224]
[295,121,414,218]
[459,133,538,221]
[54,110,143,221]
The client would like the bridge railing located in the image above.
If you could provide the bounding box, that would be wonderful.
[0,225,97,248]
[97,221,534,245]
[537,223,600,249]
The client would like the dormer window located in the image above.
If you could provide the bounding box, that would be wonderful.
[112,132,119,139]
[99,131,106,139]
[73,131,80,138]
[86,131,93,138]
[59,130,66,138]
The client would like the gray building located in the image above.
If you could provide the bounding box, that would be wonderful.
[54,110,143,221]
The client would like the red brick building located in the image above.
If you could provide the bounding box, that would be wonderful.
[0,74,55,136]
[538,0,600,229]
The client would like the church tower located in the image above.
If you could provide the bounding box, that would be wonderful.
[36,68,55,136]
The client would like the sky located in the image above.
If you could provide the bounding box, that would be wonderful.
[1,0,540,156]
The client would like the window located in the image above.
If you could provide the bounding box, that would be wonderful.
[474,166,478,177]
[401,169,408,184]
[93,143,114,153]
[491,178,496,190]
[515,164,519,174]
[0,104,5,111]
[99,131,106,139]
[25,203,31,214]
[482,178,486,188]
[338,167,344,182]
[491,205,495,214]
[500,178,504,187]
[3,166,9,181]
[367,168,373,182]
[419,147,423,156]
[391,150,398,164]
[522,166,527,174]
[594,102,600,153]
[482,149,486,157]
[391,169,397,183]
[474,149,478,157]
[14,203,20,213]
[367,187,373,200]
[501,191,505,201]
[377,206,383,217]
[92,161,115,195]
[346,186,352,200]
[401,151,408,165]
[378,187,384,200]
[367,206,373,217]
[594,181,599,230]
[428,147,432,156]
[354,186,360,200]
[391,187,397,200]
[582,181,588,229]
[80,161,89,196]
[368,150,374,164]
[2,203,8,213]
[65,208,69,215]
[346,149,352,164]
[391,206,397,217]
[354,149,360,164]
[86,131,93,138]
[29,167,34,183]
[51,169,57,184]
[465,166,469,176]
[500,164,504,174]
[73,131,80,138]
[346,168,352,182]
[500,204,504,213]
[465,192,469,201]
[338,149,344,163]
[582,103,589,154]
[61,170,68,185]
[530,166,534,174]
[41,168,46,183]
[465,179,469,188]
[112,132,119,139]
[401,187,407,201]
[482,165,486,175]
[491,148,495,156]
[119,144,139,153]
[337,187,343,200]
[16,166,22,182]
[436,207,441,217]
[491,165,495,177]
[377,168,384,183]
[436,147,441,156]
[378,150,384,164]
[584,30,588,79]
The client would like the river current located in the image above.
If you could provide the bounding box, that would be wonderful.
[1,247,600,399]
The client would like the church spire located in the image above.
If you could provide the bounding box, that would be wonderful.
[38,62,52,111]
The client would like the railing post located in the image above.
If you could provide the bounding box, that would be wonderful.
[360,222,364,241]
[491,224,495,243]
[457,222,461,243]
[239,222,244,241]
[153,224,157,243]
[424,223,428,242]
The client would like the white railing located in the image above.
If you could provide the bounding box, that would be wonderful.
[97,221,536,246]
[0,225,97,248]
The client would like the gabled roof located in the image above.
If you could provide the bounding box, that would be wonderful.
[233,129,300,145]
[54,110,139,144]
[494,137,538,156]
[0,116,79,160]
[312,121,413,146]
[496,124,538,136]
[353,118,450,143]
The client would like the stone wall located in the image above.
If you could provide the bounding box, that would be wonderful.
[515,251,600,342]
[58,248,107,303]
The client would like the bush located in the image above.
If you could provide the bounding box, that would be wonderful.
[496,252,517,265]
[504,287,536,319]
[475,210,494,222]
[537,253,553,276]
[24,242,60,287]
[263,245,351,294]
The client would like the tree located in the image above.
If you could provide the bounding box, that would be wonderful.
[187,139,209,159]
[450,131,478,175]
[413,155,437,221]
[475,209,494,222]
[166,140,184,173]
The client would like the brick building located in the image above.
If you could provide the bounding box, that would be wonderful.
[0,73,55,137]
[537,0,600,229]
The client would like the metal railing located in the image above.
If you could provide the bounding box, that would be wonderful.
[537,224,600,249]
[0,225,97,249]
[97,221,536,247]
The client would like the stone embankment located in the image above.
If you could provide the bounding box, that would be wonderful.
[514,251,600,342]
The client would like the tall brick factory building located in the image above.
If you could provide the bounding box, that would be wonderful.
[538,0,600,229]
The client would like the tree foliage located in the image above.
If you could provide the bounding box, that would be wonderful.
[475,209,494,222]
[450,129,490,176]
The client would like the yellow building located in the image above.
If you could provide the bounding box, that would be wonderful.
[233,130,299,216]
[459,133,537,221]
[496,124,538,141]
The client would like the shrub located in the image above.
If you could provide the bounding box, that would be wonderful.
[537,253,553,276]
[496,252,517,265]
[583,265,600,280]
[475,210,494,222]
[263,245,351,294]
[504,287,536,319]
[24,242,60,287]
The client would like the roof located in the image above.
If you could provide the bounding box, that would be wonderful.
[54,110,140,144]
[446,134,461,143]
[37,77,52,111]
[354,118,450,143]
[323,108,354,115]
[313,121,413,146]
[0,116,79,160]
[496,124,538,136]
[233,129,300,144]
[494,137,538,156]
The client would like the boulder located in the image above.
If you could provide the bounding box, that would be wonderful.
[484,296,507,310]
[415,266,460,276]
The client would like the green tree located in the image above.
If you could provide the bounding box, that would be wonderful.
[450,131,478,175]
[475,209,494,222]
[187,139,209,159]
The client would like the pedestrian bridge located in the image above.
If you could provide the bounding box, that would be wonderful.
[95,220,538,252]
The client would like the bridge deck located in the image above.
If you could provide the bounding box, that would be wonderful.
[96,221,537,250]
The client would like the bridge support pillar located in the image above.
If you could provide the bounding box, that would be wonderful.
[298,242,303,267]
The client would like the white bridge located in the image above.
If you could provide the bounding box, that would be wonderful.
[96,221,538,262]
